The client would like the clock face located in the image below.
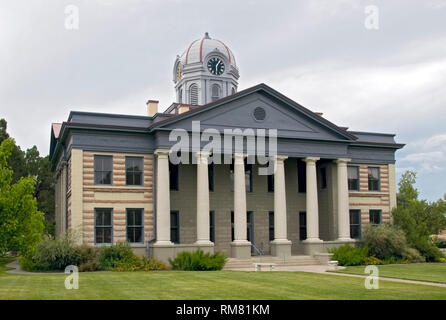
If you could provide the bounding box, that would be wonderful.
[176,64,182,82]
[207,57,225,75]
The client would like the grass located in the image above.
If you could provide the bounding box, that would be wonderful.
[0,258,445,300]
[332,263,446,284]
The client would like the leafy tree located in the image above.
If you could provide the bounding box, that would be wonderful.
[392,171,446,261]
[0,138,45,255]
[0,119,55,235]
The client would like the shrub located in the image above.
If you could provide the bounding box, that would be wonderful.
[169,249,227,271]
[402,247,425,263]
[141,256,167,271]
[97,242,140,270]
[411,238,444,262]
[362,224,410,261]
[329,244,369,266]
[77,244,100,272]
[364,256,383,265]
[20,233,80,271]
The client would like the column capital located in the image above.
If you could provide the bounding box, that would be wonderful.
[194,151,211,165]
[274,155,288,163]
[334,158,351,165]
[154,149,171,159]
[303,157,320,163]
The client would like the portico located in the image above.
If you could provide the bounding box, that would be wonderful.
[151,150,356,260]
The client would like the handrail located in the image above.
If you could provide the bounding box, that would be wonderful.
[251,243,264,263]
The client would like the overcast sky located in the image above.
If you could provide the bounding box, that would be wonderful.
[1,0,445,201]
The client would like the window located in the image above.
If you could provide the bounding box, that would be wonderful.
[169,162,179,191]
[125,157,143,186]
[299,211,307,241]
[189,84,198,105]
[348,166,359,191]
[369,210,382,225]
[230,211,234,241]
[170,211,179,243]
[95,208,112,244]
[126,209,143,243]
[269,212,274,241]
[231,87,236,95]
[94,155,113,185]
[297,160,306,193]
[229,161,252,192]
[210,211,215,243]
[368,167,380,191]
[267,173,274,192]
[320,167,327,189]
[349,210,361,239]
[178,87,183,104]
[211,84,220,101]
[208,163,214,192]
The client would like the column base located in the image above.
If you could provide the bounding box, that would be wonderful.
[336,237,353,242]
[230,241,251,259]
[194,240,215,247]
[302,239,324,256]
[270,240,292,258]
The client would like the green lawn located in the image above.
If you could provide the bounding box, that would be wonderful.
[0,259,445,299]
[332,263,446,284]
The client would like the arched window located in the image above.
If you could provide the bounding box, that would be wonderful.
[178,87,183,104]
[211,84,220,102]
[189,84,198,105]
[231,87,236,95]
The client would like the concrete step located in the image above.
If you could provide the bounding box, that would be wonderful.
[223,255,321,270]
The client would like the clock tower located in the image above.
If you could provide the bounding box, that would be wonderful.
[173,32,240,106]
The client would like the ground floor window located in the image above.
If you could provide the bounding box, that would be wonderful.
[95,208,113,244]
[170,211,180,243]
[210,211,215,243]
[269,212,274,241]
[369,210,382,225]
[126,208,143,243]
[299,211,307,241]
[349,209,361,239]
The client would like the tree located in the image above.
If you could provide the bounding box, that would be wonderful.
[392,170,446,261]
[0,138,45,254]
[0,119,55,235]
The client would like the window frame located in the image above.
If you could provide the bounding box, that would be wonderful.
[170,210,180,244]
[94,155,113,185]
[299,211,307,241]
[297,160,306,193]
[125,156,143,186]
[126,208,144,244]
[169,161,179,191]
[369,209,382,225]
[368,167,381,192]
[210,211,215,243]
[349,209,361,239]
[348,166,359,191]
[268,211,274,241]
[94,208,113,245]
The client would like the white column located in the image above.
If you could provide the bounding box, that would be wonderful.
[195,151,212,245]
[273,155,289,242]
[232,153,249,244]
[304,157,322,242]
[335,158,352,241]
[154,149,172,245]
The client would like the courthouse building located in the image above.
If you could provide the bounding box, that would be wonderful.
[50,33,404,261]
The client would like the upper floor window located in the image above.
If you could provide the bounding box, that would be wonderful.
[170,211,180,244]
[269,211,274,241]
[297,160,306,193]
[94,155,113,185]
[189,84,198,105]
[348,166,359,191]
[126,156,143,186]
[126,208,143,243]
[211,84,220,102]
[320,167,327,189]
[299,211,307,241]
[208,162,214,192]
[169,162,179,191]
[267,173,274,193]
[368,167,380,191]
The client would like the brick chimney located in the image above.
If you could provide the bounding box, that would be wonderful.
[147,100,159,117]
[178,104,191,114]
